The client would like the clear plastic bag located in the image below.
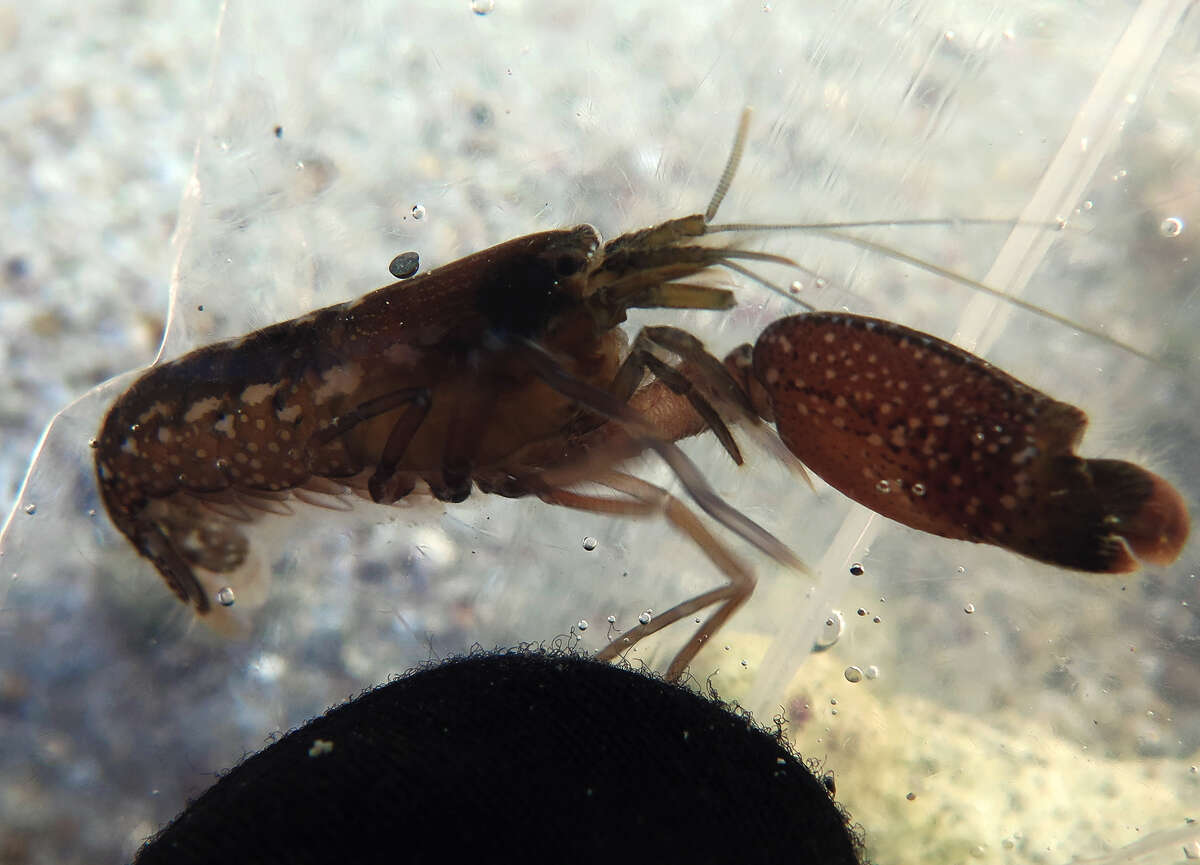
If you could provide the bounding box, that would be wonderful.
[2,2,1197,862]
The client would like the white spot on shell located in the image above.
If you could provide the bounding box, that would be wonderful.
[240,383,280,406]
[137,401,172,425]
[313,362,365,405]
[184,397,221,423]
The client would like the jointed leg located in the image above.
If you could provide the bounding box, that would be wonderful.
[517,337,806,575]
[309,387,432,503]
[639,326,757,416]
[608,327,751,466]
[368,393,432,503]
[531,469,756,681]
[430,386,498,503]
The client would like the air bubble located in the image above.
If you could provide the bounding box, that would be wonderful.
[1160,216,1185,238]
[911,483,926,497]
[410,203,426,220]
[849,562,864,576]
[844,665,864,683]
[814,610,845,650]
[216,586,236,607]
[23,504,35,515]
[606,615,616,624]
[638,610,652,625]
[875,480,891,494]
[582,536,598,551]
[470,0,494,13]
[963,602,976,614]
[865,665,880,679]
[388,251,420,279]
[576,619,588,632]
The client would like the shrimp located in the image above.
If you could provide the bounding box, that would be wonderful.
[95,110,1189,677]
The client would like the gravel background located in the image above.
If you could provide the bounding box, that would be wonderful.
[1,1,1198,863]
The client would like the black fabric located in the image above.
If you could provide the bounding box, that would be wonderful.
[133,648,863,864]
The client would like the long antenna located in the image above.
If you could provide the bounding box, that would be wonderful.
[698,112,1162,365]
[705,107,752,223]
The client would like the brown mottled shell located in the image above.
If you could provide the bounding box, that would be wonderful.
[753,313,1189,573]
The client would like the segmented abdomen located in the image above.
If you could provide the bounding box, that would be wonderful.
[98,320,339,513]
[93,307,379,611]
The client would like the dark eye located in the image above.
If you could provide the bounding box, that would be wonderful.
[555,254,583,277]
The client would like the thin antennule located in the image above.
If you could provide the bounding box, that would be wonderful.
[696,113,1149,360]
[707,217,1071,233]
[706,217,1158,363]
[705,107,753,223]
[812,228,1159,363]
